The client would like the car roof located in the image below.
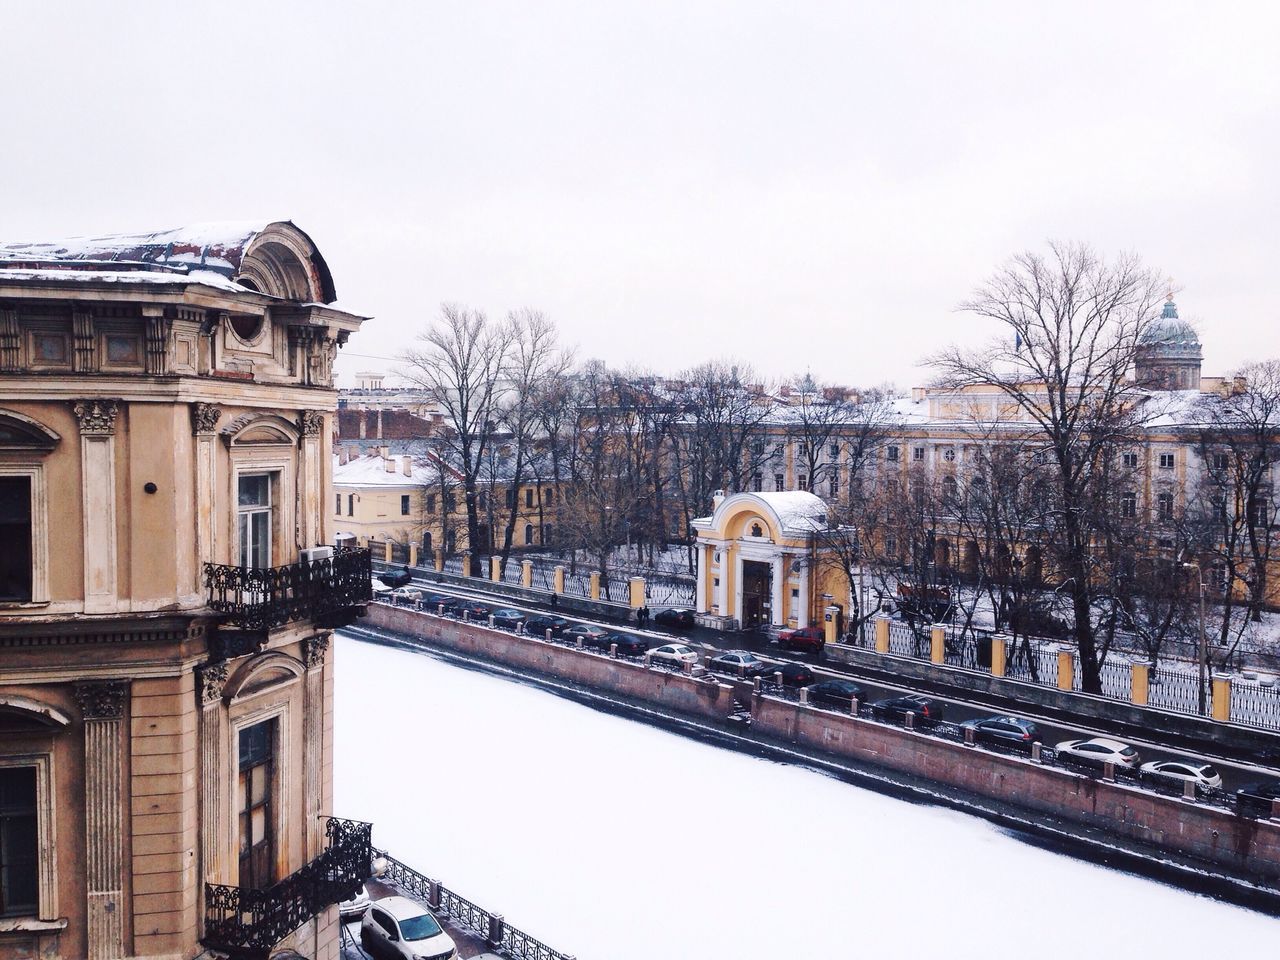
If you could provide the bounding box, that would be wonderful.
[374,895,429,921]
[1084,737,1131,750]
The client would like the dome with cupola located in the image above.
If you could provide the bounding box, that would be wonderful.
[1136,295,1202,390]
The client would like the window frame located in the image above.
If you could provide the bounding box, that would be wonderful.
[237,473,274,570]
[0,755,56,922]
[0,465,48,607]
[400,494,411,516]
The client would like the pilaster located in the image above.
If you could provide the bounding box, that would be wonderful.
[72,308,98,372]
[196,662,229,891]
[74,399,121,613]
[191,403,222,571]
[0,306,20,371]
[299,411,325,550]
[302,634,330,860]
[75,681,129,960]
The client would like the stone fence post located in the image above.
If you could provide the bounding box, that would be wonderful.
[629,576,645,609]
[930,624,946,665]
[1211,673,1232,723]
[554,565,566,595]
[1056,646,1074,691]
[989,632,1007,678]
[1131,662,1150,706]
[589,572,601,600]
[874,616,890,654]
[521,559,533,588]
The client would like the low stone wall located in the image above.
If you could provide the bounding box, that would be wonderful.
[366,602,737,722]
[827,643,1280,759]
[751,694,1280,885]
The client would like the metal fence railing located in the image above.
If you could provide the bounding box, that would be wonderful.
[1231,675,1280,731]
[375,849,573,960]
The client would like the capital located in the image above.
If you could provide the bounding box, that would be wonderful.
[191,402,223,435]
[299,410,325,437]
[302,633,330,668]
[72,398,121,436]
[74,680,128,720]
[196,661,229,705]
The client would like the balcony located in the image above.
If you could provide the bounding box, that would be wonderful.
[204,548,372,636]
[203,817,372,959]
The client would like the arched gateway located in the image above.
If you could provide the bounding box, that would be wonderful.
[690,490,850,631]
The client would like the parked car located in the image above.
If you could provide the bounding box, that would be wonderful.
[869,694,944,727]
[361,896,457,960]
[1140,759,1222,793]
[1236,780,1280,818]
[380,567,414,588]
[339,883,371,922]
[765,662,817,688]
[562,624,611,644]
[441,598,490,619]
[423,593,453,612]
[776,625,825,655]
[389,586,423,605]
[582,633,648,656]
[491,608,526,630]
[958,715,1041,751]
[807,678,865,710]
[1055,737,1140,770]
[649,643,700,666]
[370,577,393,596]
[707,650,774,678]
[653,608,696,630]
[525,614,571,637]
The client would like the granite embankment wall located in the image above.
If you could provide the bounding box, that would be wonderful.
[364,602,1280,890]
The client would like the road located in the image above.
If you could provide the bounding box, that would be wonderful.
[371,564,1279,794]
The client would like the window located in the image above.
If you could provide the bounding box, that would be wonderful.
[545,488,554,506]
[347,493,354,517]
[1212,453,1229,471]
[425,494,436,513]
[1122,452,1139,469]
[0,477,32,603]
[335,493,341,516]
[1120,491,1137,518]
[0,766,38,916]
[238,474,272,569]
[400,494,411,516]
[753,474,763,492]
[445,493,456,511]
[238,719,276,891]
[525,489,533,508]
[525,523,534,545]
[479,492,489,511]
[505,489,515,509]
[542,524,553,544]
[774,474,785,491]
[1157,491,1174,520]
[829,443,840,459]
[942,475,958,502]
[1159,452,1175,469]
[798,475,808,491]
[1250,496,1271,528]
[422,531,432,551]
[751,440,765,455]
[829,477,839,498]
[886,445,900,462]
[942,447,956,462]
[912,446,925,461]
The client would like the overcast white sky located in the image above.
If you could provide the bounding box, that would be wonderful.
[3,1,1276,389]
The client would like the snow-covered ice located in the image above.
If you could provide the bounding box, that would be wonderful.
[334,635,1277,958]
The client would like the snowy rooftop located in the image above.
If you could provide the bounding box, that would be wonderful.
[0,265,248,294]
[0,220,272,275]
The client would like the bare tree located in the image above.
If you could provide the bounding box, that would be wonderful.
[401,304,508,575]
[930,242,1167,693]
[783,374,856,498]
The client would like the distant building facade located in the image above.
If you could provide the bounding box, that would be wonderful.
[0,222,371,960]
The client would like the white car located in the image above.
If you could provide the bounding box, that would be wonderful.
[1055,737,1140,770]
[649,643,699,666]
[389,586,424,605]
[370,578,393,596]
[339,883,371,922]
[361,896,456,960]
[1140,759,1222,791]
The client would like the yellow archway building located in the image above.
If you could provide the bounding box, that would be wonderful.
[691,491,850,631]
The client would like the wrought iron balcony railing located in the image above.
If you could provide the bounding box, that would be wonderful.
[204,548,372,633]
[203,817,372,959]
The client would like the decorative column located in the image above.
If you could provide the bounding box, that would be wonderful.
[770,554,785,626]
[196,662,229,891]
[796,559,810,628]
[714,548,729,615]
[302,635,331,860]
[695,546,708,614]
[74,399,121,614]
[0,306,20,371]
[299,411,326,552]
[191,403,222,587]
[75,681,128,960]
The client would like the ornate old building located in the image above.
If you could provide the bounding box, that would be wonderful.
[0,222,372,960]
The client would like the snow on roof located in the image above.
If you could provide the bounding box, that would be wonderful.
[0,220,272,275]
[750,490,827,525]
[333,453,427,487]
[0,266,248,293]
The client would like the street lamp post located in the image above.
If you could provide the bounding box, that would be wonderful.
[1181,560,1208,716]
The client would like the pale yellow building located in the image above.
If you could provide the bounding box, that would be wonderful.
[0,221,371,960]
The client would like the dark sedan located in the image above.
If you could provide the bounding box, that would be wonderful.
[764,662,817,688]
[1236,781,1280,818]
[525,615,571,637]
[562,624,611,645]
[958,715,1040,751]
[380,567,414,588]
[581,633,648,656]
[869,694,944,727]
[491,608,526,630]
[653,608,696,630]
[441,598,490,620]
[707,650,774,679]
[807,679,865,710]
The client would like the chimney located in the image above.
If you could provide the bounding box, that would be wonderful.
[384,456,395,474]
[401,456,412,477]
[712,489,726,510]
[338,447,349,465]
[379,446,390,458]
[376,408,384,440]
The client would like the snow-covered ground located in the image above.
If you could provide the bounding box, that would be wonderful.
[333,635,1277,958]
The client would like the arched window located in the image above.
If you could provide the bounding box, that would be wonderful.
[524,523,534,545]
[422,531,432,551]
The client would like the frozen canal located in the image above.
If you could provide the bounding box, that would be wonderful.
[334,635,1276,958]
